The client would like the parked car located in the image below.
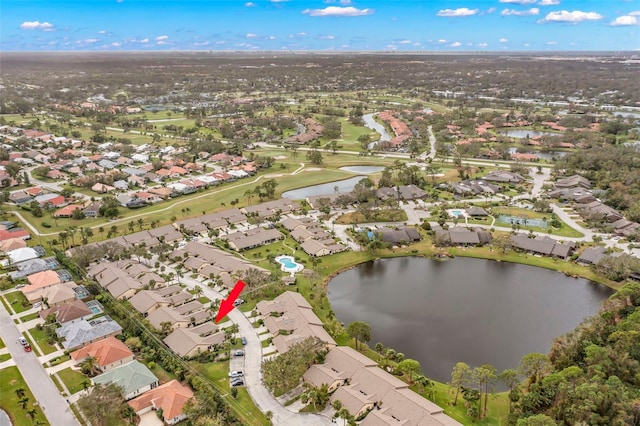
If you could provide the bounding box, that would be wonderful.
[229,370,243,378]
[18,337,28,346]
[230,378,244,387]
[233,350,244,357]
[233,298,245,307]
[23,344,32,353]
[241,337,247,345]
[33,302,41,309]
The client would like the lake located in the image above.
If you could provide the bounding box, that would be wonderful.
[363,113,391,150]
[282,176,365,200]
[508,147,567,161]
[328,257,612,382]
[339,166,385,174]
[501,130,559,139]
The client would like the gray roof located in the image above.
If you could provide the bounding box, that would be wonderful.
[577,246,606,265]
[56,315,122,350]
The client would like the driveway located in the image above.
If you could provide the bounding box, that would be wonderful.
[0,302,80,426]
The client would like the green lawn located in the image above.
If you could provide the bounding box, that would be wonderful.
[18,312,40,323]
[56,367,89,395]
[0,337,5,349]
[430,381,510,426]
[0,353,11,362]
[28,326,59,355]
[192,361,269,426]
[148,362,176,384]
[4,292,30,314]
[0,366,49,426]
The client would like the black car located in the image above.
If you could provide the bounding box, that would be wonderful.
[231,379,244,387]
[233,350,244,357]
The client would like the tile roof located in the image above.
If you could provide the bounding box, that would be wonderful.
[71,336,134,368]
[92,360,158,398]
[128,380,194,422]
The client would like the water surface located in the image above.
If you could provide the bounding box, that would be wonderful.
[328,257,612,382]
[339,166,385,174]
[282,176,365,199]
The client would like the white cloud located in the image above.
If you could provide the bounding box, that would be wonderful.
[546,40,558,45]
[478,42,488,47]
[499,0,536,4]
[436,8,478,17]
[302,6,374,16]
[78,38,98,44]
[98,30,107,34]
[540,10,603,23]
[399,39,412,44]
[155,35,169,41]
[437,39,447,43]
[630,11,640,16]
[194,41,210,46]
[245,2,256,6]
[538,0,560,5]
[487,7,497,14]
[19,21,54,30]
[214,40,226,45]
[611,15,639,26]
[111,42,121,47]
[268,35,276,40]
[450,41,462,47]
[501,8,539,16]
[319,35,336,39]
[500,38,509,43]
[140,38,149,43]
[245,33,259,38]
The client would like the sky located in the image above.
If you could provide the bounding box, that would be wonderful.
[1,0,638,52]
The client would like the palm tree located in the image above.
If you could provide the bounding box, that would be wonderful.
[26,408,36,420]
[14,387,26,399]
[80,355,100,377]
[19,396,30,409]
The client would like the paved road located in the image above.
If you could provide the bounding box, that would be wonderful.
[0,302,80,426]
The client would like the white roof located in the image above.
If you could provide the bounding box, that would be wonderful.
[3,247,39,265]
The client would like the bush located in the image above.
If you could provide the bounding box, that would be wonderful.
[41,222,51,228]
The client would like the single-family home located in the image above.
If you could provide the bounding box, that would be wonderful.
[71,336,135,372]
[38,300,93,324]
[92,360,159,400]
[128,380,194,425]
[163,323,225,357]
[57,315,123,350]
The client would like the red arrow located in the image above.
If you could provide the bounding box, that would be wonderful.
[215,280,246,323]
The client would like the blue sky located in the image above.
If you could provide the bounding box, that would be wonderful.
[1,0,638,51]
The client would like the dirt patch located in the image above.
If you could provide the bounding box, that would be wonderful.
[305,167,322,171]
[274,155,287,160]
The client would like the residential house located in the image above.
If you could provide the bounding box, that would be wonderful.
[330,366,409,419]
[147,306,189,331]
[71,336,135,372]
[482,170,524,184]
[25,281,77,306]
[555,174,591,190]
[224,227,283,251]
[303,346,377,392]
[379,226,421,245]
[22,269,62,294]
[38,300,92,324]
[128,380,194,425]
[509,234,576,259]
[83,202,102,218]
[92,360,159,400]
[129,290,170,316]
[163,323,225,357]
[56,315,123,350]
[54,204,83,218]
[257,291,336,353]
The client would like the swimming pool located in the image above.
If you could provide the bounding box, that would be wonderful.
[86,300,104,315]
[448,209,466,218]
[275,255,304,273]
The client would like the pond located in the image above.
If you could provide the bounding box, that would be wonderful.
[501,129,559,139]
[282,176,365,200]
[328,257,613,382]
[508,147,567,161]
[339,166,385,174]
[362,113,391,150]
